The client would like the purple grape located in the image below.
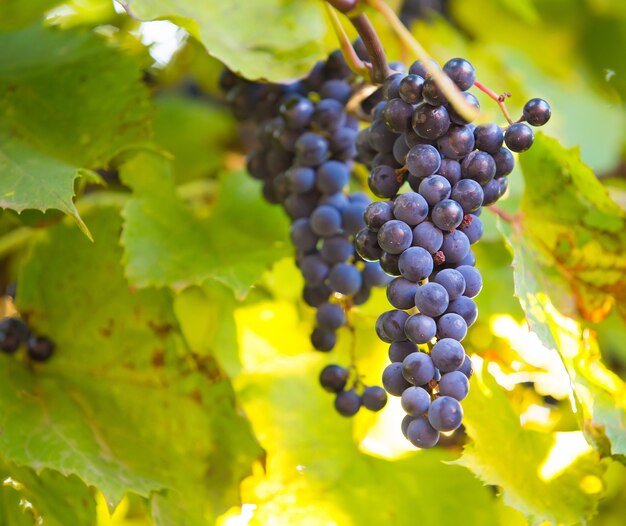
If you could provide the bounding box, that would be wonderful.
[364,201,394,231]
[433,268,466,300]
[412,221,443,254]
[407,415,440,448]
[404,314,437,344]
[438,370,470,401]
[406,144,442,178]
[428,396,463,431]
[441,230,470,264]
[393,192,429,226]
[387,277,419,309]
[401,386,431,416]
[431,199,464,230]
[382,362,412,396]
[378,220,413,254]
[414,282,449,317]
[398,246,434,281]
[437,313,468,341]
[402,351,436,385]
[431,338,465,372]
[457,265,483,298]
[418,175,451,206]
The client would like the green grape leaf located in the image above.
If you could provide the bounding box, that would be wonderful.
[0,462,97,526]
[516,134,626,323]
[120,0,329,82]
[0,24,151,231]
[8,207,261,519]
[153,95,236,184]
[457,363,606,525]
[0,0,63,30]
[120,153,290,297]
[497,133,626,460]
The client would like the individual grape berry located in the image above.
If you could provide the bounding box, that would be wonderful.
[412,103,450,140]
[300,255,329,286]
[443,58,476,91]
[382,362,412,396]
[402,352,436,386]
[284,192,319,220]
[352,285,372,306]
[431,338,465,372]
[406,144,442,178]
[389,340,418,362]
[372,152,401,170]
[0,317,30,353]
[321,235,353,263]
[401,414,415,438]
[316,161,349,194]
[404,314,437,344]
[433,268,466,300]
[310,205,342,237]
[431,199,464,231]
[437,313,468,341]
[286,167,315,194]
[474,123,504,154]
[523,98,551,126]
[380,252,401,276]
[341,202,367,235]
[368,165,402,198]
[320,79,352,103]
[457,265,483,298]
[504,122,534,152]
[328,263,362,295]
[407,415,440,448]
[369,119,397,153]
[461,151,496,186]
[399,74,425,104]
[355,228,383,261]
[438,158,462,185]
[459,214,483,244]
[295,132,329,166]
[383,98,414,133]
[438,370,470,401]
[422,76,447,106]
[493,147,515,176]
[451,179,484,214]
[497,176,509,196]
[437,124,475,160]
[418,175,451,206]
[398,246,433,282]
[362,386,388,411]
[280,95,315,129]
[415,282,449,317]
[408,59,438,78]
[448,92,480,125]
[381,310,410,342]
[393,135,411,164]
[382,73,403,100]
[428,395,464,431]
[441,230,470,264]
[401,386,431,416]
[412,221,443,254]
[376,312,393,343]
[481,178,501,206]
[312,98,346,131]
[316,302,346,331]
[459,250,476,267]
[364,201,394,231]
[377,220,414,254]
[393,193,429,227]
[458,354,474,379]
[303,283,332,307]
[335,390,361,416]
[387,277,419,310]
[362,262,393,288]
[26,335,55,362]
[311,327,337,352]
[319,364,349,392]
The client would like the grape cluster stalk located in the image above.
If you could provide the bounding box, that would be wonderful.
[221,49,393,417]
[354,57,550,447]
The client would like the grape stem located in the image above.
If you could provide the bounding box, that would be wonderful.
[473,81,514,124]
[324,3,371,79]
[350,13,392,83]
[364,0,479,122]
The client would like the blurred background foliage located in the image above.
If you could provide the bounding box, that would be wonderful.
[0,0,625,525]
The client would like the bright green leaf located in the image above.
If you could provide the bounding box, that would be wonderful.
[0,461,97,526]
[9,207,261,520]
[120,153,290,296]
[0,0,63,30]
[457,363,606,525]
[120,0,329,82]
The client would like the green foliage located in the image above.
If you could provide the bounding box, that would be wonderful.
[0,1,625,525]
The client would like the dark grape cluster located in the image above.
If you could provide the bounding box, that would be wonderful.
[319,364,388,416]
[0,316,55,362]
[221,51,391,416]
[354,57,550,447]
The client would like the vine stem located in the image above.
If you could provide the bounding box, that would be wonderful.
[473,81,514,124]
[349,13,391,84]
[364,0,479,122]
[324,3,371,79]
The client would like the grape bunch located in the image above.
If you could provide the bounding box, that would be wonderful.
[221,51,391,416]
[0,316,55,362]
[354,57,550,447]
